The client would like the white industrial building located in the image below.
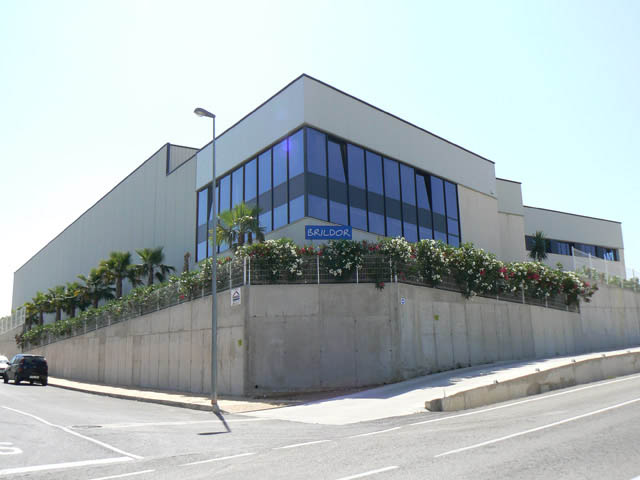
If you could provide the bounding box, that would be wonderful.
[11,74,625,314]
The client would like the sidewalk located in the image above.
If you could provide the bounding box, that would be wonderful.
[48,346,640,422]
[48,377,299,413]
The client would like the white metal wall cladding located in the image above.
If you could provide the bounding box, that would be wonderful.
[195,75,497,197]
[12,146,197,311]
[523,206,624,249]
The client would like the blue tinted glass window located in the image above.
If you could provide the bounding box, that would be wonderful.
[400,164,417,241]
[448,235,460,247]
[383,158,400,200]
[258,151,272,195]
[404,223,418,243]
[197,242,207,262]
[197,189,208,227]
[384,158,401,237]
[366,152,383,194]
[307,128,326,176]
[347,145,365,189]
[259,211,272,234]
[273,140,287,187]
[289,196,304,223]
[273,140,288,227]
[431,176,446,240]
[232,167,243,207]
[245,159,257,205]
[366,152,384,235]
[445,181,458,219]
[416,174,432,240]
[273,204,287,230]
[387,217,402,238]
[347,144,367,231]
[447,218,459,236]
[431,177,445,214]
[288,130,304,223]
[328,140,348,225]
[306,128,328,221]
[196,188,209,261]
[288,130,304,178]
[308,195,327,220]
[258,151,272,232]
[219,175,230,213]
[400,165,416,205]
[328,141,346,182]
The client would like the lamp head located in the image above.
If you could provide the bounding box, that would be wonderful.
[194,107,215,119]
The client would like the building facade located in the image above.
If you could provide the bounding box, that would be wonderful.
[11,74,626,313]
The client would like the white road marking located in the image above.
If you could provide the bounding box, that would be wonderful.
[410,373,640,427]
[179,452,256,466]
[89,469,155,480]
[274,440,331,449]
[335,466,399,479]
[95,418,268,429]
[2,406,143,460]
[348,427,401,438]
[0,456,132,477]
[435,396,640,457]
[0,442,22,455]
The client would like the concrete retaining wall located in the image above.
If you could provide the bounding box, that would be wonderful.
[26,283,640,396]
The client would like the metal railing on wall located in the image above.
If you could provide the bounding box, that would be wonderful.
[25,255,581,350]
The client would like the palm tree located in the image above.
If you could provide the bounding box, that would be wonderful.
[78,268,115,308]
[47,285,67,322]
[63,281,86,318]
[215,203,265,251]
[99,251,140,298]
[529,231,548,261]
[136,247,175,286]
[31,291,51,326]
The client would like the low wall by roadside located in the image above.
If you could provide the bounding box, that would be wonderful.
[0,325,22,359]
[426,349,640,411]
[27,282,640,396]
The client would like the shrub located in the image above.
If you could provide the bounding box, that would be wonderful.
[414,239,451,287]
[320,240,367,279]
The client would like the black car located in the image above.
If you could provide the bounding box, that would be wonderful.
[3,354,48,386]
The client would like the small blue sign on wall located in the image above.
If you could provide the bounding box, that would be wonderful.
[305,225,353,240]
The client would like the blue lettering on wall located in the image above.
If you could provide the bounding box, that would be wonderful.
[305,225,353,240]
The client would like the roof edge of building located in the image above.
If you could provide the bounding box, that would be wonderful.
[523,205,622,225]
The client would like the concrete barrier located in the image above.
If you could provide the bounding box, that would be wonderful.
[426,350,640,412]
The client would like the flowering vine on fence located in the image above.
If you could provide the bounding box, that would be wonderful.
[17,237,600,349]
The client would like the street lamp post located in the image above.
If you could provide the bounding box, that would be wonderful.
[194,107,219,414]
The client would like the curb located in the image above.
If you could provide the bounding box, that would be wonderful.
[426,350,640,412]
[49,382,217,412]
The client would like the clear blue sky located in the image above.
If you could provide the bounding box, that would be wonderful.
[1,0,639,314]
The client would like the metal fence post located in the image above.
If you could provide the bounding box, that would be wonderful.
[84,317,86,335]
[521,282,525,304]
[229,261,232,290]
[243,257,247,286]
[317,255,320,284]
[248,257,251,286]
[356,265,359,284]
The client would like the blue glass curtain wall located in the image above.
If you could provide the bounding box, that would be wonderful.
[195,128,308,260]
[305,127,461,247]
[195,126,462,261]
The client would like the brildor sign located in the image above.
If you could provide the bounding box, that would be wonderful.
[305,225,352,240]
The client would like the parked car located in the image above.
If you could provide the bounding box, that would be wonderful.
[3,354,48,386]
[0,355,9,377]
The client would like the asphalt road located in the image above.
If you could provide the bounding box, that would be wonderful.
[2,373,640,479]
